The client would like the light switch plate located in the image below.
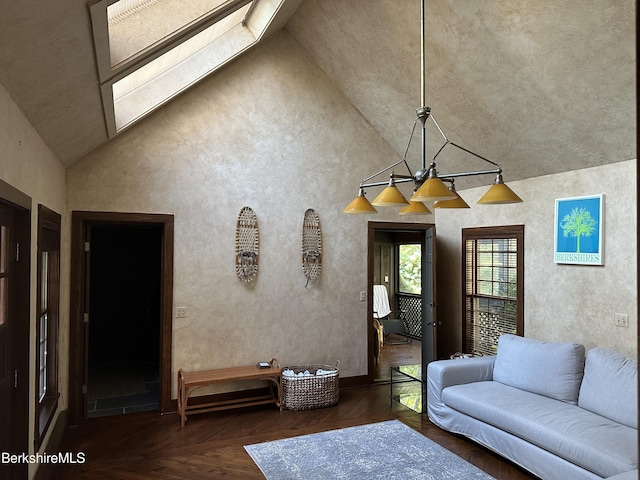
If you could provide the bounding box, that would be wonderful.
[614,312,629,328]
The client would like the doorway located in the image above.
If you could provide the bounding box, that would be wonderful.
[87,225,162,417]
[69,212,174,425]
[367,222,436,384]
[0,182,30,480]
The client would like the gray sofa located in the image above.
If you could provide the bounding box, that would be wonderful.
[427,334,637,480]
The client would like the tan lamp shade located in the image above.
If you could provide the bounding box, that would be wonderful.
[411,176,456,202]
[371,185,410,206]
[433,190,470,209]
[398,200,432,215]
[477,175,523,204]
[343,190,378,214]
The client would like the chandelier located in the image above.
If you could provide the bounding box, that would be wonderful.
[343,0,522,215]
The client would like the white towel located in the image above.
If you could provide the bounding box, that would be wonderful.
[283,369,335,377]
[283,369,313,377]
[373,285,392,318]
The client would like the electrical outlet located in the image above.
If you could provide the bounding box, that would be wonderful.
[176,306,188,319]
[360,291,366,302]
[614,312,629,328]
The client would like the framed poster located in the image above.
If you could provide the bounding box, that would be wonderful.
[554,194,604,265]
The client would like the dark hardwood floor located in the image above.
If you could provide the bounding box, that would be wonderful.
[49,383,537,480]
[374,335,422,382]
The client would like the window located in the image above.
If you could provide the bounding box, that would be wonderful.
[462,226,524,355]
[90,0,288,135]
[35,205,61,448]
[106,0,237,68]
[396,242,422,338]
[110,1,255,131]
[38,251,49,401]
[398,244,421,294]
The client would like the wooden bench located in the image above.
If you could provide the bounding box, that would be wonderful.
[177,358,282,427]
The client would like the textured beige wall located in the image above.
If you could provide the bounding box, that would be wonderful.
[435,160,637,358]
[286,0,636,189]
[66,28,636,403]
[67,32,409,392]
[0,82,67,473]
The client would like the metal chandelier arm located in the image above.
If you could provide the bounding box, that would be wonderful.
[438,167,502,180]
[359,160,408,186]
[359,118,419,185]
[360,176,415,189]
[436,141,502,169]
[430,139,503,180]
[360,132,504,188]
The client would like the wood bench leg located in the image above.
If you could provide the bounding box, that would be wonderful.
[178,369,186,427]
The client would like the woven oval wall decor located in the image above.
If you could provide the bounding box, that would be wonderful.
[302,209,322,286]
[235,206,259,282]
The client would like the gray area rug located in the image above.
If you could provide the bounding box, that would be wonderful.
[244,420,496,479]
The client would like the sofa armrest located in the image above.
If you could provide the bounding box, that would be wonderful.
[428,356,496,389]
[605,470,638,480]
[427,356,496,426]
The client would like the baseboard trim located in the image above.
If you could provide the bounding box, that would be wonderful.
[339,375,369,388]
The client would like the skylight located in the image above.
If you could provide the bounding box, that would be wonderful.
[111,3,253,131]
[90,0,290,136]
[107,0,234,68]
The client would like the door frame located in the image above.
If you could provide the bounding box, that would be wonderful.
[69,212,174,425]
[367,221,436,383]
[0,180,30,479]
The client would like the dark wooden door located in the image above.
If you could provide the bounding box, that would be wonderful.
[421,225,437,364]
[0,199,29,479]
[0,203,16,455]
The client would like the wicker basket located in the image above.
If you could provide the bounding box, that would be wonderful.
[282,363,339,411]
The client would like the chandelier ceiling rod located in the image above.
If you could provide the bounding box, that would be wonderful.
[420,0,426,109]
[419,0,427,172]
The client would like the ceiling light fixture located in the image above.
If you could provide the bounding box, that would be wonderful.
[342,187,378,214]
[398,200,432,216]
[343,0,522,214]
[433,181,470,209]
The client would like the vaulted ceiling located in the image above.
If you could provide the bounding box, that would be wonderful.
[0,0,635,188]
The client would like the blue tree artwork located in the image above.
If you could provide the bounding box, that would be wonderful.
[554,195,603,265]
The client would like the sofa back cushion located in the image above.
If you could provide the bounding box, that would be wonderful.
[578,347,637,428]
[493,334,585,404]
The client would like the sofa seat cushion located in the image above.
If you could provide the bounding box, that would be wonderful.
[442,381,637,478]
